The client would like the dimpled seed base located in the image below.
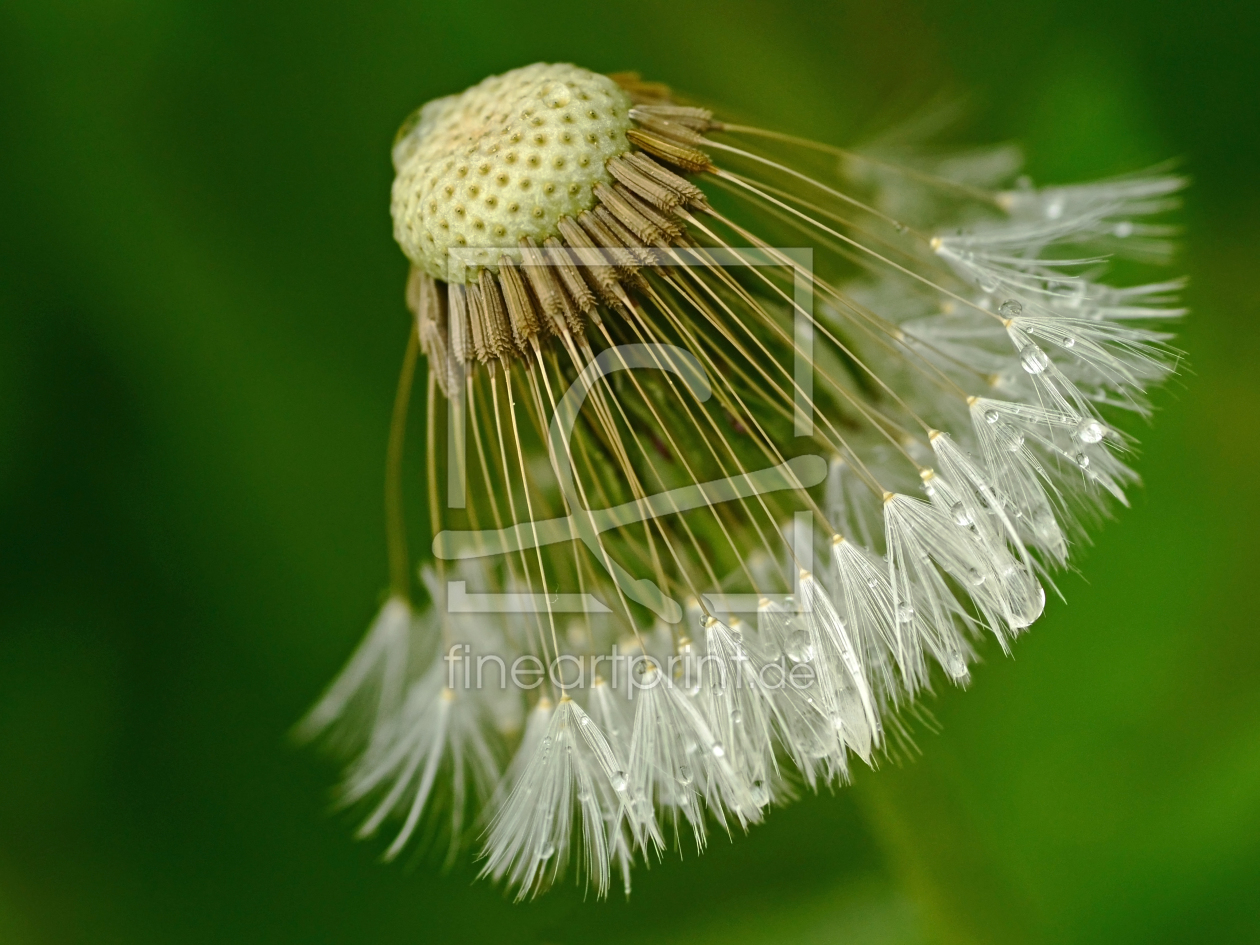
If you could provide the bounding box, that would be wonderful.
[391,63,634,284]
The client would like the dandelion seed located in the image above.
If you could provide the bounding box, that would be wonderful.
[300,62,1185,895]
[296,595,414,757]
[480,696,633,899]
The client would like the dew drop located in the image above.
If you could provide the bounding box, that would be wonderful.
[1020,343,1050,374]
[541,736,552,749]
[967,567,986,586]
[1006,580,1046,629]
[579,715,591,726]
[944,654,969,678]
[676,764,693,786]
[998,298,1023,317]
[897,602,915,623]
[576,787,591,802]
[750,780,769,806]
[610,771,627,792]
[1114,221,1134,238]
[984,408,1000,424]
[730,709,743,725]
[950,501,972,527]
[537,842,555,860]
[785,629,815,663]
[1075,418,1105,444]
[710,742,726,758]
[1075,452,1090,469]
[1006,431,1026,452]
[1063,335,1077,349]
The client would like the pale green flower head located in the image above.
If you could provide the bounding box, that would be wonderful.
[391,63,634,282]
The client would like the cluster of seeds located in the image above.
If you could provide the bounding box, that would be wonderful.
[392,63,636,281]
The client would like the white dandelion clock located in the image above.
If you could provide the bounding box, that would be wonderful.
[296,595,413,758]
[757,596,850,787]
[342,664,499,863]
[587,677,639,895]
[796,570,881,761]
[299,61,1185,896]
[830,536,900,702]
[696,616,778,809]
[481,696,633,899]
[628,664,758,851]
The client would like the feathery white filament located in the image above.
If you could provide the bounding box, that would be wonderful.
[481,697,631,899]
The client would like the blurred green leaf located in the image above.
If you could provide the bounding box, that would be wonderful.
[2,1,1258,943]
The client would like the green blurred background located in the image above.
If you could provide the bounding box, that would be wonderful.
[2,1,1258,942]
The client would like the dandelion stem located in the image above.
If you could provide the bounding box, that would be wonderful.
[386,325,419,601]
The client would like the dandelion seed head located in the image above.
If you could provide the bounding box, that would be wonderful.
[306,61,1185,898]
[391,63,634,282]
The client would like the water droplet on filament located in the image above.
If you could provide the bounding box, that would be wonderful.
[950,501,971,527]
[784,630,815,663]
[1020,344,1050,374]
[1076,418,1105,443]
